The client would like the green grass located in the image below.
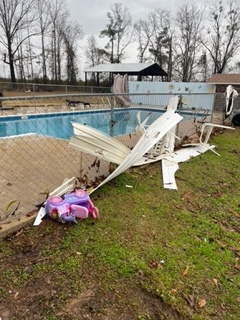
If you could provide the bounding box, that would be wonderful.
[0,128,240,319]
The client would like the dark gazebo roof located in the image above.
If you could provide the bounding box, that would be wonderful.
[84,62,168,86]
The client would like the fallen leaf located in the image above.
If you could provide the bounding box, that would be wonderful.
[14,229,23,238]
[216,240,226,248]
[228,246,240,252]
[149,261,161,269]
[227,208,240,218]
[234,258,240,269]
[213,191,222,198]
[181,192,191,201]
[182,266,190,276]
[185,294,195,307]
[236,297,240,303]
[27,210,36,217]
[91,157,97,168]
[137,269,144,278]
[175,205,183,209]
[14,292,19,299]
[216,239,240,251]
[213,278,218,286]
[220,303,226,310]
[161,240,172,248]
[198,299,207,308]
[170,288,177,294]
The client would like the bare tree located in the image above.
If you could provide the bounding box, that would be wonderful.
[62,20,83,84]
[35,0,51,81]
[48,0,67,82]
[85,35,110,84]
[0,0,37,82]
[135,9,174,80]
[203,0,240,74]
[134,17,154,63]
[197,51,208,81]
[174,2,204,82]
[100,2,134,63]
[85,35,106,67]
[233,60,240,72]
[149,10,174,80]
[46,0,83,83]
[12,29,29,80]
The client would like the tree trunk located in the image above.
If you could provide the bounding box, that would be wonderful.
[8,46,16,83]
[41,31,47,82]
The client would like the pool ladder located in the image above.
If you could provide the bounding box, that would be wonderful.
[192,107,210,123]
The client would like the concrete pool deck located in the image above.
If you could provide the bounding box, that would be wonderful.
[0,134,111,238]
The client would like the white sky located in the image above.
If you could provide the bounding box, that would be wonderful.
[66,0,179,36]
[66,0,217,75]
[65,0,239,80]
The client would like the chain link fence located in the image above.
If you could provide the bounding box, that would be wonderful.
[0,86,220,224]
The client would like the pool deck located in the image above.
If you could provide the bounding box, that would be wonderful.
[0,133,114,238]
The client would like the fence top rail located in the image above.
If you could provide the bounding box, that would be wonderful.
[0,92,215,101]
[0,81,108,89]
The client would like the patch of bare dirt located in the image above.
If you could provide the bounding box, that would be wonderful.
[0,223,186,320]
[0,280,184,320]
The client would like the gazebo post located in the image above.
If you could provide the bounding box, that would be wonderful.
[97,72,99,86]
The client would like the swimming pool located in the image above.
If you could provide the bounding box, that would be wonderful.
[0,108,194,140]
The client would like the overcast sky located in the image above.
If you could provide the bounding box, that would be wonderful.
[66,0,200,70]
[65,0,228,73]
[66,0,181,36]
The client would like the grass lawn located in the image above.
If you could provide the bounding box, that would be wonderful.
[0,128,239,320]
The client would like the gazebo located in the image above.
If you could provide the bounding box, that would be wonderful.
[84,62,168,86]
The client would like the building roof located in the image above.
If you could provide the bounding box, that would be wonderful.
[84,62,168,77]
[207,73,240,84]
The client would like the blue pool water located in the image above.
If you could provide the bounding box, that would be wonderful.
[0,108,191,140]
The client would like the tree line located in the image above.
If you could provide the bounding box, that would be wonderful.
[0,0,83,84]
[0,0,240,84]
[86,0,240,82]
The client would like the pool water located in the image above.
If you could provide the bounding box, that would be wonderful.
[0,108,195,140]
[0,109,166,140]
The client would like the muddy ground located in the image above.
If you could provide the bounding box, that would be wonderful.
[0,221,185,320]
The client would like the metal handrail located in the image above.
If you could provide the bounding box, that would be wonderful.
[192,106,210,123]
